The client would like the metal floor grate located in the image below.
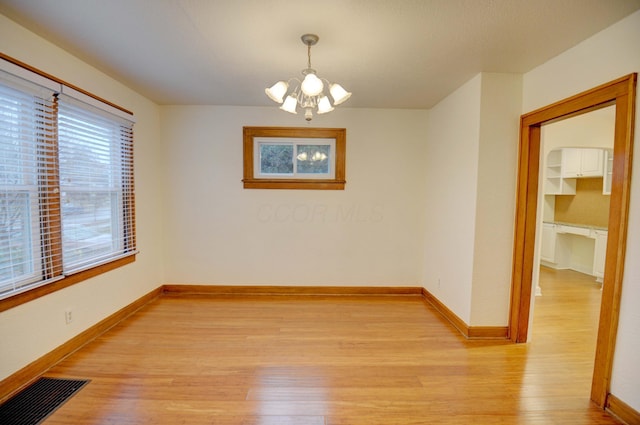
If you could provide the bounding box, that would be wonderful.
[0,377,89,425]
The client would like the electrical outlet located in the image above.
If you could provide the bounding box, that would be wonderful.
[65,309,73,324]
[438,278,441,289]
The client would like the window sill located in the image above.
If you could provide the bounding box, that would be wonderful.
[0,254,136,312]
[242,179,346,190]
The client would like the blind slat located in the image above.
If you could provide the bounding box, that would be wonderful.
[0,60,135,300]
[57,94,135,273]
[0,74,58,296]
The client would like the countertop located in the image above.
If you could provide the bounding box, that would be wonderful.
[543,221,608,231]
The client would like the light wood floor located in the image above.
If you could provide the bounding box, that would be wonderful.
[42,272,620,424]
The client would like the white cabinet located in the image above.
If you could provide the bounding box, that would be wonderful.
[540,223,570,268]
[541,223,556,262]
[545,148,608,195]
[561,148,604,178]
[544,149,576,195]
[541,222,607,281]
[593,230,608,281]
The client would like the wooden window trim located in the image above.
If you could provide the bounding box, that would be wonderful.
[243,126,346,190]
[0,255,136,313]
[0,53,137,312]
[0,52,133,116]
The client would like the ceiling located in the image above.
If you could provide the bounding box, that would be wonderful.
[1,0,639,109]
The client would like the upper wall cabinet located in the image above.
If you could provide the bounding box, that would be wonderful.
[545,149,576,195]
[561,148,604,178]
[545,147,609,195]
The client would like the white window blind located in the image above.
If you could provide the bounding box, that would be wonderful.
[0,57,136,302]
[0,69,60,297]
[57,92,135,273]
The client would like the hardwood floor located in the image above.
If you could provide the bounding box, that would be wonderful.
[41,276,620,424]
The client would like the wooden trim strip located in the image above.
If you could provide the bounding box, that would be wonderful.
[0,284,511,405]
[242,180,346,190]
[0,255,136,313]
[162,285,423,297]
[421,288,468,336]
[468,326,509,339]
[166,285,509,338]
[0,52,133,116]
[421,288,508,340]
[606,393,640,425]
[0,286,162,403]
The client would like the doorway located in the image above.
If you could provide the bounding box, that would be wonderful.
[530,106,615,398]
[508,74,637,407]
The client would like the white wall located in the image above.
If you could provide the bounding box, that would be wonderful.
[422,75,481,324]
[422,73,521,326]
[160,106,429,287]
[0,15,165,381]
[523,10,640,411]
[470,73,522,326]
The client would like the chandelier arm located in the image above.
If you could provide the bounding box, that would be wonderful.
[320,78,332,91]
[288,79,300,94]
[297,92,318,108]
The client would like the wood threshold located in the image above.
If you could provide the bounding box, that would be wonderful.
[0,286,162,403]
[606,393,640,425]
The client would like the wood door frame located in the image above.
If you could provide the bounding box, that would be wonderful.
[508,74,637,407]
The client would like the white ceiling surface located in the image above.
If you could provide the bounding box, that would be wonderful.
[1,0,639,109]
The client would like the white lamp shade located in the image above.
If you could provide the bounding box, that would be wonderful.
[265,81,288,103]
[301,73,324,96]
[280,95,298,114]
[330,83,351,105]
[317,95,334,114]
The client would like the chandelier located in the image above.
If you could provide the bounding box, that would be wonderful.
[265,34,352,121]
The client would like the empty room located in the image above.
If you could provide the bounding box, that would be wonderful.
[1,1,640,424]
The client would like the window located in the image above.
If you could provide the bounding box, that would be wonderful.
[0,57,136,304]
[243,126,346,190]
[256,138,335,179]
[0,66,59,297]
[57,90,135,273]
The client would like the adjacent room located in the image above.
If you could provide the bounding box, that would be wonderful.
[1,1,640,424]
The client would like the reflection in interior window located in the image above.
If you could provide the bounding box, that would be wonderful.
[260,144,293,174]
[297,145,330,174]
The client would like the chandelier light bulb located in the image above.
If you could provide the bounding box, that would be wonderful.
[301,72,324,96]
